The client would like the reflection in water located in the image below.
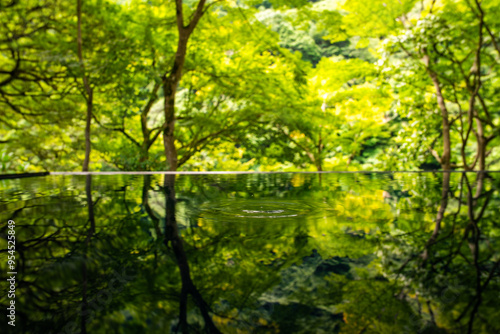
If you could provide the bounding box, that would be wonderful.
[162,175,221,334]
[81,175,96,334]
[392,172,499,334]
[0,172,499,333]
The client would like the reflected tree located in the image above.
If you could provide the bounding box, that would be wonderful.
[1,173,499,333]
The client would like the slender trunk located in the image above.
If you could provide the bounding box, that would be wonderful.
[304,150,316,170]
[317,131,323,171]
[77,0,93,171]
[140,108,150,165]
[83,91,93,171]
[163,79,179,171]
[465,8,484,171]
[139,145,149,165]
[475,118,486,171]
[423,51,451,170]
[474,170,484,204]
[139,128,150,167]
[429,69,451,170]
[162,0,206,171]
[162,31,188,171]
[461,94,476,170]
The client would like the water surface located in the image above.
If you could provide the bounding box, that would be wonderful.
[1,172,499,333]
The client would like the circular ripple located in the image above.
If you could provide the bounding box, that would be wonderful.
[201,200,314,220]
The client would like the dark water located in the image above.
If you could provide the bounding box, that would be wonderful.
[1,172,499,333]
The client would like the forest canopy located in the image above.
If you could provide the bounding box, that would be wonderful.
[1,0,499,172]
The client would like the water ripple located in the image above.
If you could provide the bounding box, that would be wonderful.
[200,199,316,220]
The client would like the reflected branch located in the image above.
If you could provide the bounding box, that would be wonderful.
[162,174,222,334]
[421,172,451,264]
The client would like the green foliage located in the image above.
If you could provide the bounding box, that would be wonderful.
[1,0,499,172]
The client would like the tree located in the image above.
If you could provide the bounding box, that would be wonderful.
[77,0,93,171]
[0,0,75,172]
[161,0,207,170]
[94,0,307,172]
[341,0,500,170]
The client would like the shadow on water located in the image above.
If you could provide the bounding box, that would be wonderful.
[0,172,499,333]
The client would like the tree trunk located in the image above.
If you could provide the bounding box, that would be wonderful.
[425,60,451,170]
[162,30,188,171]
[77,0,93,172]
[139,144,149,165]
[316,131,323,171]
[82,90,93,171]
[475,118,486,171]
[162,0,206,171]
[432,76,451,170]
[163,79,179,171]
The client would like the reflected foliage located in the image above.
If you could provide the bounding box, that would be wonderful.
[1,172,499,333]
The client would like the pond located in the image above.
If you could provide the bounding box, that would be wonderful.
[1,172,499,333]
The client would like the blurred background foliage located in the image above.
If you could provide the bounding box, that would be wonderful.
[1,0,499,172]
